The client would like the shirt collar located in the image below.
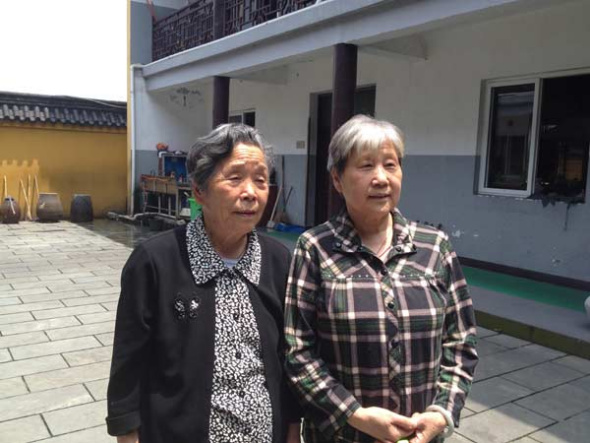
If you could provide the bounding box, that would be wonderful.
[186,214,261,286]
[331,208,416,256]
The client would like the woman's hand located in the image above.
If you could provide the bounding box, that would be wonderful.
[409,412,447,443]
[348,407,416,443]
[116,430,139,443]
[286,421,301,443]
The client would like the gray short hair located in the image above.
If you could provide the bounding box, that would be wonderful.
[327,115,405,174]
[187,123,273,190]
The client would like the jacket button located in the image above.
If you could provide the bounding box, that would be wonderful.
[235,351,242,359]
[395,246,402,252]
[335,242,342,248]
[238,390,246,398]
[233,313,240,321]
[381,268,388,276]
[387,301,395,310]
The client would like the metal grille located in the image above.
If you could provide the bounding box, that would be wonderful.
[152,0,215,61]
[153,0,320,61]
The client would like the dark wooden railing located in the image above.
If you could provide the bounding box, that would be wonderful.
[153,0,320,61]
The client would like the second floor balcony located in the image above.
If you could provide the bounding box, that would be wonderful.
[152,0,322,61]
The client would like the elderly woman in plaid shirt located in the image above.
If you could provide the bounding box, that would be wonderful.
[285,115,478,443]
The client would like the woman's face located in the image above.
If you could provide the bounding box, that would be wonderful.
[332,140,403,221]
[194,143,269,237]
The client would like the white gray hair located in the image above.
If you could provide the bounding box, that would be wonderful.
[187,123,273,190]
[327,115,405,174]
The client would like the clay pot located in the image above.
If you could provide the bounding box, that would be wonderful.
[1,196,21,224]
[36,193,64,222]
[70,194,93,223]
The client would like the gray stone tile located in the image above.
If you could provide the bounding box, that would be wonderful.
[0,300,63,315]
[483,334,531,349]
[63,346,113,366]
[44,399,107,435]
[476,339,509,357]
[568,375,590,393]
[25,361,110,392]
[11,336,101,360]
[0,415,50,443]
[516,383,590,420]
[0,297,21,306]
[0,286,50,298]
[460,406,475,419]
[96,333,114,346]
[19,290,88,303]
[0,312,34,326]
[85,378,108,401]
[553,355,590,374]
[46,322,115,341]
[46,281,111,293]
[511,438,541,443]
[101,301,118,311]
[32,304,106,320]
[466,377,534,412]
[63,293,118,307]
[0,384,93,422]
[503,361,584,391]
[84,286,120,296]
[0,349,11,363]
[531,410,590,443]
[0,331,49,349]
[38,272,91,281]
[76,311,116,324]
[445,433,475,443]
[0,355,67,380]
[0,377,28,399]
[11,279,71,290]
[459,404,555,443]
[0,317,81,336]
[34,424,111,443]
[475,345,565,381]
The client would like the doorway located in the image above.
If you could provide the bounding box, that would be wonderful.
[306,86,376,225]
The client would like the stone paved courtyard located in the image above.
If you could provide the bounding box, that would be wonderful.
[0,221,589,442]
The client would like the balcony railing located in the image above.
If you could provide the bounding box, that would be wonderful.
[152,0,320,61]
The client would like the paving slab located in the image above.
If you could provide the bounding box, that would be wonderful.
[34,425,112,443]
[11,336,102,360]
[76,311,117,325]
[63,293,118,307]
[32,304,106,320]
[530,410,590,443]
[0,355,68,379]
[0,384,93,422]
[459,403,555,443]
[502,361,584,391]
[46,321,115,341]
[96,333,114,346]
[0,377,28,399]
[552,355,590,374]
[85,378,108,401]
[0,296,21,306]
[0,312,34,325]
[0,287,50,298]
[0,331,49,349]
[0,349,11,362]
[101,301,118,311]
[515,382,590,420]
[0,415,51,443]
[475,345,565,381]
[20,290,88,303]
[0,300,63,315]
[43,399,107,436]
[0,316,81,336]
[25,361,111,392]
[466,377,534,413]
[63,346,113,366]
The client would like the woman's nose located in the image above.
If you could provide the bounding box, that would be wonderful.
[241,180,256,199]
[373,165,388,184]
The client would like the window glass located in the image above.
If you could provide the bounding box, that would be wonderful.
[486,84,535,190]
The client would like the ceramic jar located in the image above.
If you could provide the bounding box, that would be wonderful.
[37,193,64,222]
[1,196,21,224]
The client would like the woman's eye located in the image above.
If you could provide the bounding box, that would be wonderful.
[360,163,372,169]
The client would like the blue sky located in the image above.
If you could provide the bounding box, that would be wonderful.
[0,0,127,101]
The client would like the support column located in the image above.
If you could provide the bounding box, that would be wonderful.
[328,43,357,217]
[212,76,230,129]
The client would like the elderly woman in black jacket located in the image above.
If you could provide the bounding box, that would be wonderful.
[106,124,300,443]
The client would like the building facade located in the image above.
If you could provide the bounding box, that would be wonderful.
[129,0,590,284]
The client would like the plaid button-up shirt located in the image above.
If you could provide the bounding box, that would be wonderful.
[284,209,478,443]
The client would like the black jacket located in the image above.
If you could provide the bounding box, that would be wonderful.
[106,226,299,443]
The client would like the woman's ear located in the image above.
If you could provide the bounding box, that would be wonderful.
[331,169,343,194]
[192,185,206,205]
